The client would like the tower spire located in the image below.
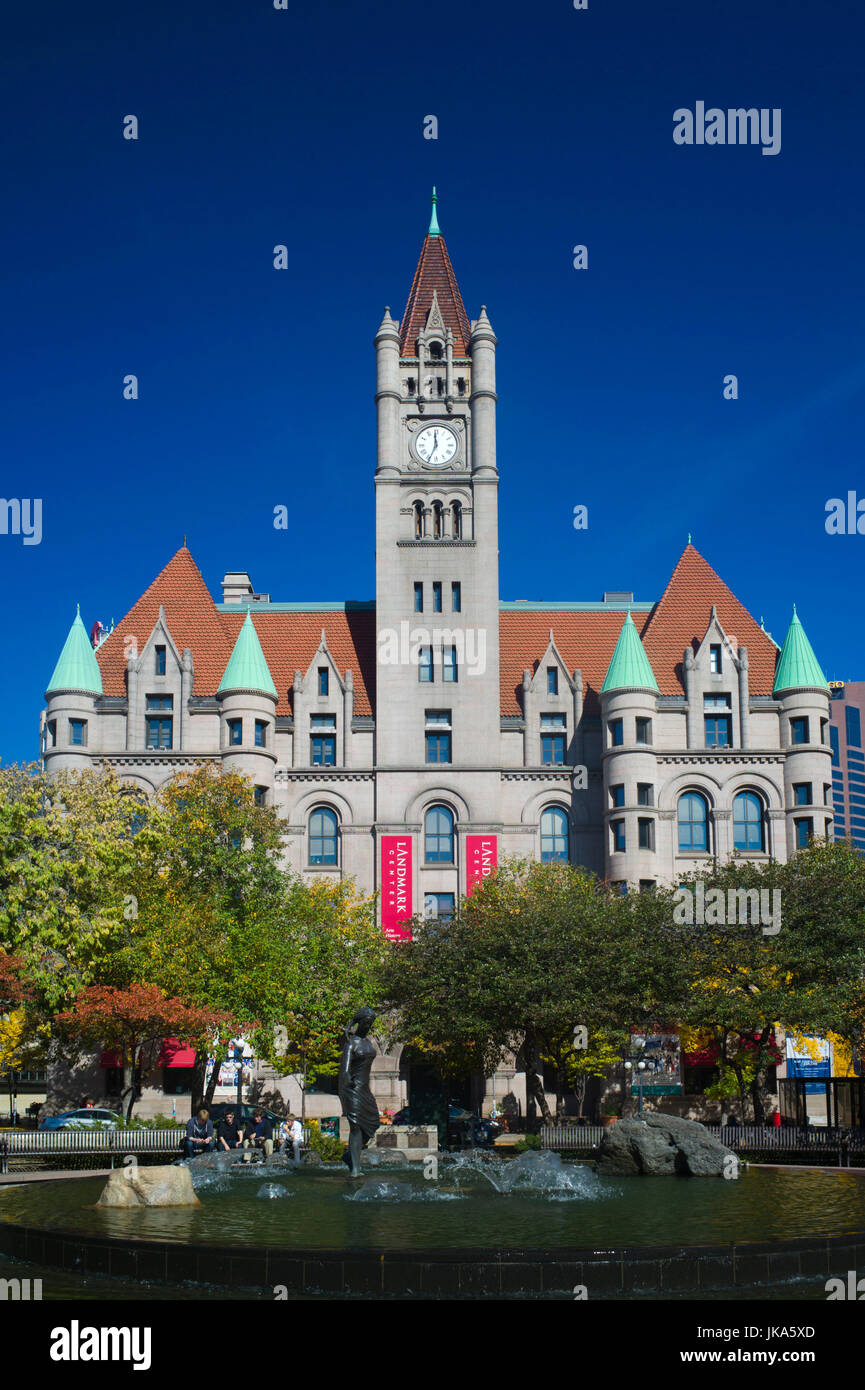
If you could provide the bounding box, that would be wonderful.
[428,186,440,236]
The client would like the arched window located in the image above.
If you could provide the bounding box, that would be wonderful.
[429,341,443,361]
[424,805,454,863]
[413,501,424,540]
[451,500,462,539]
[432,501,443,539]
[309,807,338,866]
[678,792,709,853]
[733,791,764,852]
[540,806,569,862]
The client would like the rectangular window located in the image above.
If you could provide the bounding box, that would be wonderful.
[451,582,461,612]
[705,715,732,747]
[146,717,172,750]
[155,645,166,675]
[637,783,654,807]
[795,817,813,849]
[846,706,862,748]
[423,892,455,923]
[635,717,652,745]
[540,713,566,766]
[146,694,174,711]
[254,720,267,748]
[638,818,655,851]
[820,718,829,745]
[227,718,242,746]
[709,645,722,673]
[824,784,832,806]
[793,783,812,806]
[610,784,625,808]
[311,736,336,766]
[253,786,267,806]
[704,694,731,710]
[443,646,458,683]
[790,717,809,745]
[418,646,433,683]
[547,667,558,695]
[609,718,623,747]
[311,714,336,729]
[611,820,626,853]
[425,710,452,764]
[432,582,442,613]
[318,668,329,696]
[830,725,840,765]
[69,718,87,747]
[46,719,56,748]
[414,582,423,613]
[639,880,656,893]
[541,734,566,765]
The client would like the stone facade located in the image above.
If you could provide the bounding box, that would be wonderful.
[40,202,832,1117]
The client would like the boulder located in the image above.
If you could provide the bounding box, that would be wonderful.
[96,1164,201,1207]
[596,1114,735,1177]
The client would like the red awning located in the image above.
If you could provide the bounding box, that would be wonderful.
[158,1037,197,1069]
[100,1050,122,1068]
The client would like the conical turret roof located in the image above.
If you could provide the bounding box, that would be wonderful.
[601,612,660,694]
[773,607,828,694]
[46,607,103,695]
[218,611,278,698]
[400,190,471,355]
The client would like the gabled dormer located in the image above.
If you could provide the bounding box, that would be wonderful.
[683,606,748,750]
[292,631,351,768]
[521,630,583,767]
[127,605,192,753]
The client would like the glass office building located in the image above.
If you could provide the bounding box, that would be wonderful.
[828,681,865,853]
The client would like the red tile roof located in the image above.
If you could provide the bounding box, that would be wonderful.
[95,548,377,715]
[217,609,376,717]
[96,548,233,698]
[639,544,778,698]
[399,233,471,357]
[96,544,776,722]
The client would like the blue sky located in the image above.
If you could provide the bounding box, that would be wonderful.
[2,0,863,762]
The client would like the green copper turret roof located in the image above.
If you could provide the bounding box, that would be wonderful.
[46,606,103,696]
[218,611,278,698]
[601,612,660,694]
[428,186,441,236]
[772,606,828,694]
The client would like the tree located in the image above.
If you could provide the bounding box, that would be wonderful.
[55,983,234,1119]
[381,860,660,1124]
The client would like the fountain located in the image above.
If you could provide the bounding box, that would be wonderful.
[2,1146,865,1298]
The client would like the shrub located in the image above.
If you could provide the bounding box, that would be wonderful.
[305,1119,345,1163]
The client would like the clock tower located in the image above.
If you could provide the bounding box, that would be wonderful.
[374,190,502,893]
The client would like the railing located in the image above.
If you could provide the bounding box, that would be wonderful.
[0,1127,184,1174]
[540,1122,865,1165]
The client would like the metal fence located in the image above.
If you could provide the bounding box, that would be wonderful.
[540,1122,865,1165]
[0,1127,184,1174]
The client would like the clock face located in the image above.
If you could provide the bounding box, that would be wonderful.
[415,424,457,467]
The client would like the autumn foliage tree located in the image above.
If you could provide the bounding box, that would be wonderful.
[55,983,235,1119]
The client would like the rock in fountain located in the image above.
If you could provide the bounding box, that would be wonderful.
[595,1114,735,1176]
[97,1164,201,1207]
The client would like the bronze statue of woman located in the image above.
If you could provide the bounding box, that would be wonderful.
[338,1007,380,1177]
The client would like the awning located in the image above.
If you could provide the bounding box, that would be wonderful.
[158,1037,197,1069]
[100,1050,122,1068]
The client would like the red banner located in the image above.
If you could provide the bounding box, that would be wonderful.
[466,834,497,894]
[381,835,413,941]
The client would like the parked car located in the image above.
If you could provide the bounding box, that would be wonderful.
[38,1108,123,1131]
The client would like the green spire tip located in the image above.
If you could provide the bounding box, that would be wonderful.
[429,186,441,236]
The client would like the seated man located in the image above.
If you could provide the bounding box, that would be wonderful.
[216,1108,244,1152]
[277,1114,303,1161]
[242,1109,273,1160]
[184,1108,215,1159]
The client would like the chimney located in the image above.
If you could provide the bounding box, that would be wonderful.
[222,571,254,605]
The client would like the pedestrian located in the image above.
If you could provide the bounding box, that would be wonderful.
[184,1108,215,1159]
[242,1108,273,1160]
[216,1108,244,1152]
